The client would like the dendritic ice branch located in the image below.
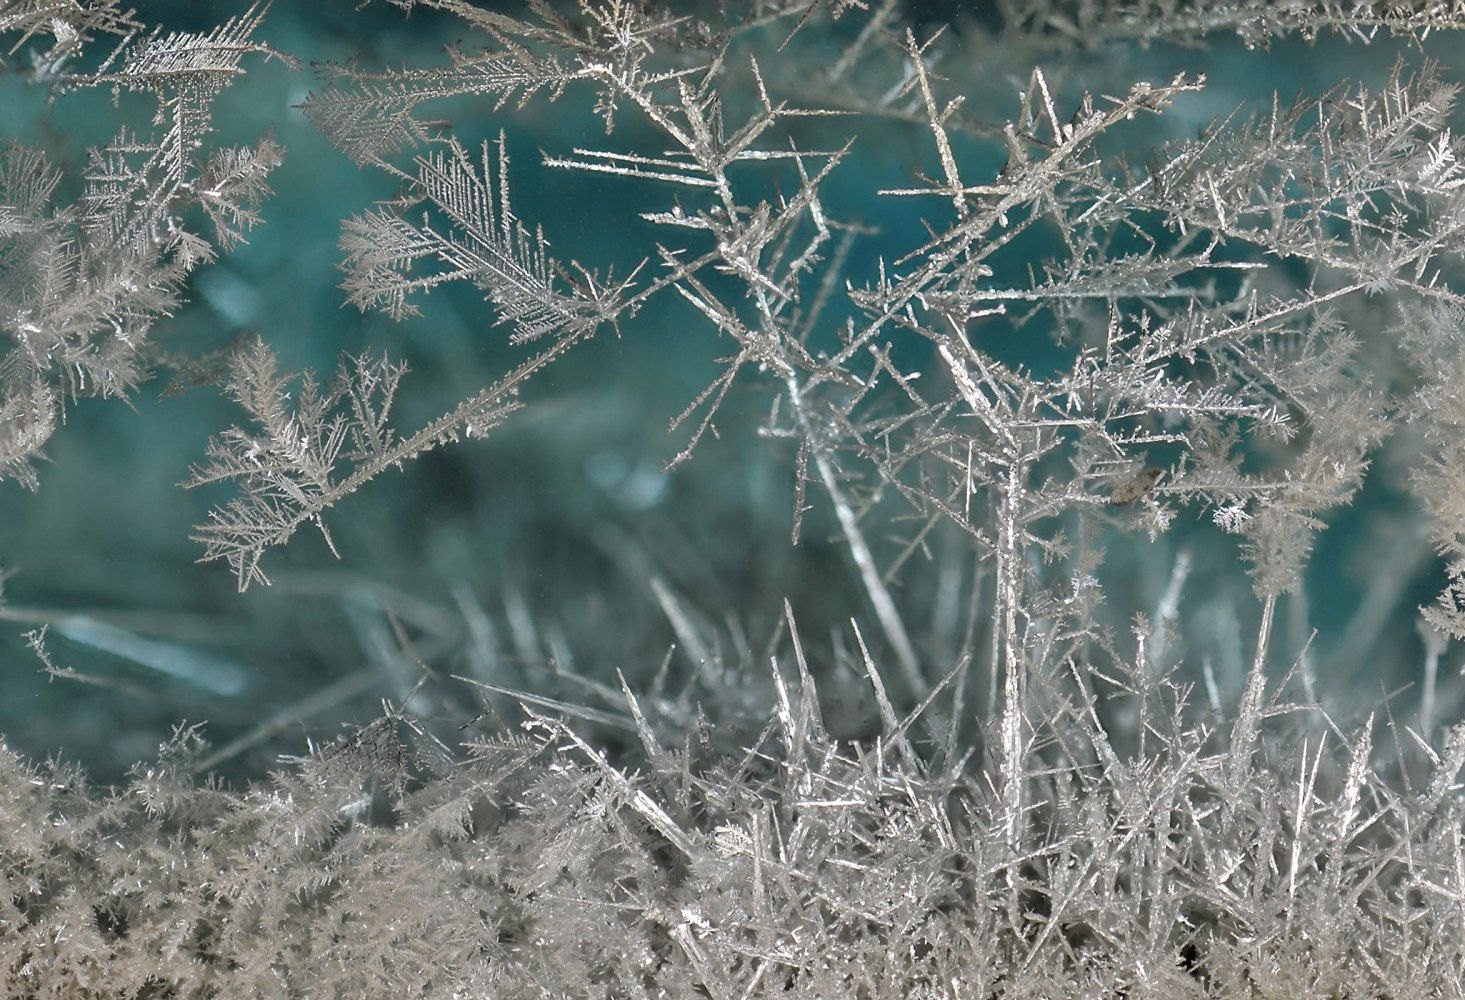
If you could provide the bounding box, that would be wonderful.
[186,336,546,590]
[339,134,630,340]
[0,1,285,488]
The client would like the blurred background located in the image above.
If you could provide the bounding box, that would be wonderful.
[0,0,1458,783]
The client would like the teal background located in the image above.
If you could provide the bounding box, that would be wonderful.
[0,2,1458,782]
